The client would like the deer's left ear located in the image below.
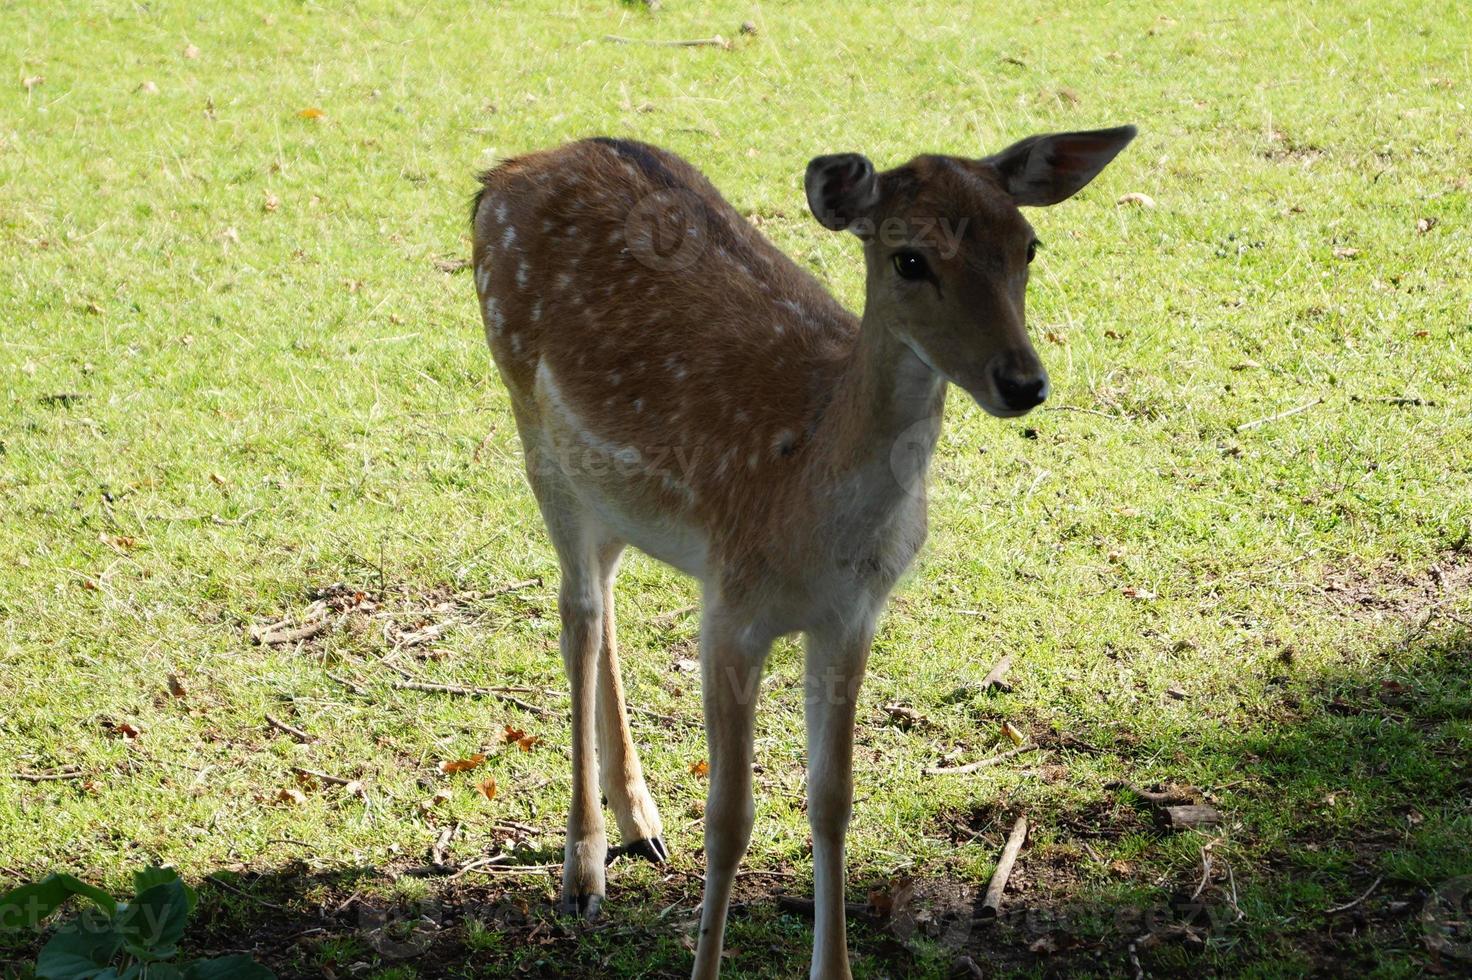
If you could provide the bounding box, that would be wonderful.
[983,125,1137,207]
[805,153,880,232]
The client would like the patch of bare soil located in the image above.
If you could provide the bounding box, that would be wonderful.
[1316,549,1472,625]
[245,577,544,658]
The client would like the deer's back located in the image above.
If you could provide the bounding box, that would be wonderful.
[472,139,860,569]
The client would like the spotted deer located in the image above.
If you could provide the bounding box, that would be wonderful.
[470,126,1135,979]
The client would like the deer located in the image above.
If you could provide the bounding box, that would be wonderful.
[469,125,1136,979]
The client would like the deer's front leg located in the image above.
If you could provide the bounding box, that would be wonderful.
[557,567,607,919]
[691,608,770,980]
[803,621,873,980]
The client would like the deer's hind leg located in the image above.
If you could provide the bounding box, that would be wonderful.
[594,540,667,863]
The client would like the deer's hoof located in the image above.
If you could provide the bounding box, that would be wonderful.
[562,891,604,921]
[625,836,670,864]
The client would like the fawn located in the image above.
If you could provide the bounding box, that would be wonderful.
[470,125,1135,979]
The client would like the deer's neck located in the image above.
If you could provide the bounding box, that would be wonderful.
[811,312,947,518]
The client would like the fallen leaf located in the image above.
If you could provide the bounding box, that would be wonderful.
[1116,192,1156,208]
[1000,721,1027,746]
[1332,246,1360,259]
[343,780,366,798]
[276,787,307,806]
[419,787,452,812]
[674,657,699,673]
[183,44,200,59]
[433,256,469,274]
[503,725,526,744]
[1122,586,1157,600]
[262,192,280,213]
[21,75,43,91]
[167,673,187,699]
[1415,217,1437,234]
[136,81,159,95]
[516,735,540,752]
[882,703,926,730]
[476,777,497,801]
[297,106,325,119]
[1166,685,1188,701]
[104,721,142,741]
[689,759,710,777]
[439,753,486,774]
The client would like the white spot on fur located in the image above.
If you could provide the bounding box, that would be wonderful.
[555,272,572,291]
[771,429,795,457]
[530,299,543,322]
[746,451,759,470]
[633,397,644,413]
[501,225,517,250]
[493,201,509,224]
[483,296,503,335]
[475,263,491,295]
[510,333,523,354]
[516,262,529,288]
[608,371,622,386]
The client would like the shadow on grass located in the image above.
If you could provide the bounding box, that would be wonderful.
[3,624,1468,979]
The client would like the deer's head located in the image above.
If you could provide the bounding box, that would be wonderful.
[806,126,1136,417]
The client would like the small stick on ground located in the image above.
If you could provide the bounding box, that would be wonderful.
[204,874,288,911]
[325,671,368,695]
[981,653,1013,693]
[1235,396,1323,432]
[291,766,355,787]
[4,769,86,782]
[1159,804,1222,830]
[431,822,460,867]
[1327,875,1383,914]
[1106,780,1195,805]
[775,895,884,925]
[651,603,698,628]
[484,577,542,597]
[251,618,330,646]
[979,816,1028,918]
[923,743,1038,776]
[264,713,315,743]
[602,34,730,49]
[391,678,552,717]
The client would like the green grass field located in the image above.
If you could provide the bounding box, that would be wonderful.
[3,1,1470,976]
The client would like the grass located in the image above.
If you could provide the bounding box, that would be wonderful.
[2,0,1470,976]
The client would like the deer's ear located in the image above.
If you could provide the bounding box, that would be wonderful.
[983,125,1137,207]
[805,153,879,231]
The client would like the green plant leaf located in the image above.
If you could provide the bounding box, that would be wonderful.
[114,881,190,956]
[35,914,122,979]
[141,964,182,980]
[130,870,196,915]
[1,874,119,931]
[181,955,276,980]
[50,876,119,917]
[0,877,70,932]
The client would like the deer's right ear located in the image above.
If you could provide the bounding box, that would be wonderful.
[805,154,879,232]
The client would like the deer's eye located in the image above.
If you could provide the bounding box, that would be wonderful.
[892,251,929,281]
[1026,240,1039,264]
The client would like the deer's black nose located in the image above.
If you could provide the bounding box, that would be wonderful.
[993,368,1049,411]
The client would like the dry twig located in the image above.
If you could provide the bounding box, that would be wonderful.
[923,743,1038,776]
[4,769,85,782]
[1326,875,1383,914]
[602,33,730,49]
[391,678,551,717]
[264,713,315,743]
[979,816,1028,917]
[1235,396,1324,432]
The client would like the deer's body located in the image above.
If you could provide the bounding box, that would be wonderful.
[471,128,1134,979]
